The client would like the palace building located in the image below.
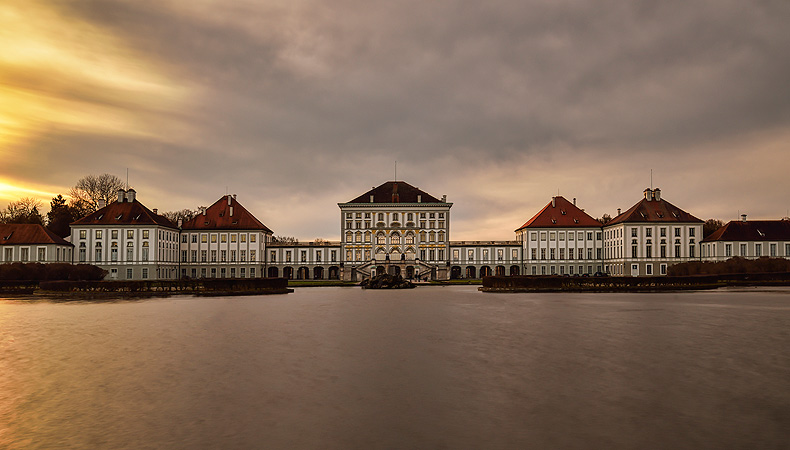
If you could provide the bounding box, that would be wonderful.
[338,181,452,281]
[516,196,603,276]
[179,194,273,280]
[1,223,73,264]
[70,189,180,280]
[701,215,790,261]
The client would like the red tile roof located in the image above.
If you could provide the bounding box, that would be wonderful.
[0,224,73,246]
[516,196,601,230]
[72,198,177,228]
[182,195,272,232]
[703,220,790,242]
[607,197,702,225]
[345,181,443,204]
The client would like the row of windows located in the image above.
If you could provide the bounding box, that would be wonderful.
[345,220,446,230]
[344,231,445,243]
[180,267,257,279]
[706,242,790,258]
[345,212,444,221]
[529,265,602,275]
[2,247,71,262]
[452,248,520,261]
[271,250,338,263]
[181,233,258,244]
[530,248,601,260]
[80,229,152,240]
[181,250,257,263]
[529,231,601,241]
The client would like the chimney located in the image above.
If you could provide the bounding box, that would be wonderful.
[392,183,399,203]
[573,198,576,206]
[417,194,422,203]
[98,199,106,209]
[741,214,747,222]
[653,188,661,201]
[617,208,621,216]
[370,194,374,203]
[126,189,136,202]
[117,189,126,203]
[230,206,234,217]
[227,194,232,205]
[442,195,447,203]
[177,218,183,228]
[644,188,652,201]
[202,207,207,216]
[551,197,556,208]
[233,194,236,200]
[153,208,158,215]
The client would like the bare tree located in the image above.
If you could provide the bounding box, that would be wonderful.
[69,174,125,212]
[272,236,299,244]
[597,213,612,225]
[1,197,44,224]
[162,209,199,224]
[703,219,725,238]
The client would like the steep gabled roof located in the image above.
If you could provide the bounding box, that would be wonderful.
[0,224,73,246]
[607,197,702,225]
[182,195,272,233]
[345,181,443,204]
[516,196,601,231]
[703,220,790,242]
[71,199,177,228]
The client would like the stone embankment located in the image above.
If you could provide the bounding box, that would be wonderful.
[480,272,790,293]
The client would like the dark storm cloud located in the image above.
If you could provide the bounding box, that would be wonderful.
[7,0,790,238]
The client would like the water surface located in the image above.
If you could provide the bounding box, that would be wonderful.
[1,286,789,449]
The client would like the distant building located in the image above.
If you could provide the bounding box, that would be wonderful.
[70,189,180,280]
[515,196,603,276]
[338,181,452,281]
[701,216,790,261]
[448,240,522,278]
[0,223,73,263]
[179,194,273,279]
[602,188,703,276]
[267,241,342,280]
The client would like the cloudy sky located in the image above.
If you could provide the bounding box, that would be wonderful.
[2,0,789,240]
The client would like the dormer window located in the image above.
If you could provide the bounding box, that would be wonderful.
[561,210,566,215]
[574,219,579,224]
[134,214,141,220]
[551,219,557,224]
[757,230,765,237]
[97,214,104,220]
[116,214,123,220]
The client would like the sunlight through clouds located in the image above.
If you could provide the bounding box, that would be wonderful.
[0,1,192,149]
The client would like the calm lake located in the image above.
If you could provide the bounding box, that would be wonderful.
[1,286,789,449]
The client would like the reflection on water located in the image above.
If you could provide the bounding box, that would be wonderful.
[1,287,789,449]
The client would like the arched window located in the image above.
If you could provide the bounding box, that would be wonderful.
[377,233,386,244]
[438,231,445,242]
[364,231,371,243]
[376,247,386,254]
[346,232,353,242]
[355,232,362,242]
[405,233,414,244]
[420,231,427,241]
[391,233,400,245]
[429,231,436,242]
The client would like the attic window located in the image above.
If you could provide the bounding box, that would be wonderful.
[115,214,123,220]
[640,212,647,219]
[656,212,664,218]
[205,221,209,226]
[232,220,238,225]
[672,211,679,218]
[757,230,765,237]
[574,219,579,224]
[219,213,223,217]
[551,219,557,224]
[134,214,141,220]
[561,210,566,215]
[3,232,12,240]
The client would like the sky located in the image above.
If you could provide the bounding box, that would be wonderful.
[2,0,789,241]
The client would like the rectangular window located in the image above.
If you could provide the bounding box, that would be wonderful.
[497,249,503,260]
[211,250,217,262]
[221,268,226,278]
[675,228,681,237]
[632,246,638,258]
[559,248,565,260]
[631,228,637,237]
[250,250,256,262]
[37,248,46,261]
[221,250,227,262]
[597,249,602,259]
[531,248,537,260]
[231,234,237,243]
[482,249,489,260]
[127,268,133,279]
[191,269,197,278]
[211,268,216,278]
[250,235,256,243]
[741,244,748,257]
[646,246,652,258]
[531,233,537,241]
[646,228,652,237]
[221,234,227,243]
[142,230,149,239]
[201,268,207,278]
[95,230,103,239]
[689,228,695,237]
[587,249,592,260]
[646,264,653,275]
[211,234,217,243]
[770,243,777,257]
[141,247,148,261]
[240,268,246,278]
[270,250,276,262]
[512,249,518,260]
[182,234,188,243]
[191,250,197,262]
[240,234,246,243]
[111,230,118,239]
[675,245,681,258]
[755,244,762,256]
[201,234,208,243]
[786,244,790,257]
[689,245,695,258]
[331,250,336,262]
[468,249,474,261]
[550,248,555,260]
[725,244,732,257]
[201,250,207,262]
[453,249,459,260]
[540,248,546,260]
[532,266,537,275]
[191,234,197,243]
[230,268,236,278]
[286,251,291,262]
[588,232,593,240]
[80,230,87,239]
[142,268,148,279]
[241,250,246,262]
[660,228,666,237]
[569,248,574,260]
[231,250,236,262]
